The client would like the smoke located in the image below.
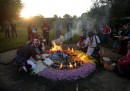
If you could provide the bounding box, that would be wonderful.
[53,4,110,43]
[56,17,97,43]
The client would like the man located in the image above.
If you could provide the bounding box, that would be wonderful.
[41,20,50,45]
[10,22,17,37]
[67,22,73,40]
[55,21,62,38]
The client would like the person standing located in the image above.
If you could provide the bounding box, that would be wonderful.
[55,21,62,38]
[3,20,10,38]
[10,22,17,37]
[27,23,33,41]
[102,25,111,43]
[41,20,50,45]
[67,22,73,40]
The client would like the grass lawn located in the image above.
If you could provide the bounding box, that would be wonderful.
[0,22,114,53]
[0,24,80,53]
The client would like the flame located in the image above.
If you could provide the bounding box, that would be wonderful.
[78,53,82,57]
[74,50,94,63]
[74,62,77,68]
[50,42,62,52]
[71,48,74,53]
[69,63,73,68]
[59,63,63,69]
[81,55,86,60]
[68,47,70,51]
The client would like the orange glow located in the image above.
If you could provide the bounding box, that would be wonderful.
[69,63,73,68]
[50,42,62,52]
[59,63,63,69]
[74,62,77,68]
[71,48,74,53]
[68,47,70,51]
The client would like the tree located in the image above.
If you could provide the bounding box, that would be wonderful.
[63,14,71,19]
[72,15,77,19]
[53,14,58,19]
[0,0,22,23]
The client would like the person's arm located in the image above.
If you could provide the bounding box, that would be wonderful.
[32,54,45,61]
[82,38,89,48]
[119,59,130,65]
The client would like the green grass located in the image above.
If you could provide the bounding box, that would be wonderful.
[0,26,28,53]
[0,25,80,53]
[0,23,114,53]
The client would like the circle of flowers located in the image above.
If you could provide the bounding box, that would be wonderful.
[37,63,96,81]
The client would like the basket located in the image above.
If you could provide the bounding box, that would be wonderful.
[104,62,116,71]
[100,57,110,65]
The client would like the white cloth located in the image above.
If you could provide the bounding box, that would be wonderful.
[23,59,36,72]
[84,35,100,55]
[42,54,54,66]
[32,61,47,74]
[41,54,50,58]
[86,47,94,55]
[43,58,54,66]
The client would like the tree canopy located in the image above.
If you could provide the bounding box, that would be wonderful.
[0,0,22,22]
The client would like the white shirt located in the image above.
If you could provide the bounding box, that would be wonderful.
[84,35,100,47]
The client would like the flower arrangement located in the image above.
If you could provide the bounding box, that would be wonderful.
[37,63,96,81]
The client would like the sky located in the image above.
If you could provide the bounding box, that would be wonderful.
[20,0,93,18]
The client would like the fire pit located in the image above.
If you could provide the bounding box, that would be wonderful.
[50,50,84,70]
[37,42,96,81]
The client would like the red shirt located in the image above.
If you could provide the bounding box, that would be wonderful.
[119,51,130,65]
[103,26,111,34]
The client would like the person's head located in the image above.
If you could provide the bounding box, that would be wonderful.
[32,39,40,47]
[88,31,94,37]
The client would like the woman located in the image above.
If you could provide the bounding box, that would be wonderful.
[116,41,130,76]
[84,31,100,56]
